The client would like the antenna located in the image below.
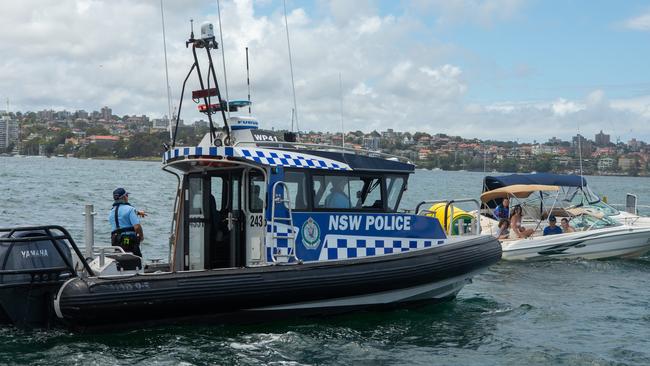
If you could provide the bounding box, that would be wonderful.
[483,144,487,173]
[577,121,584,188]
[283,0,299,134]
[216,0,230,118]
[339,72,344,147]
[159,0,174,141]
[246,47,252,115]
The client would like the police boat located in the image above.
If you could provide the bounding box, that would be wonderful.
[0,23,501,330]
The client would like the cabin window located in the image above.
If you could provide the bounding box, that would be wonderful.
[189,178,204,215]
[386,176,406,211]
[313,174,383,210]
[232,175,241,210]
[283,171,308,210]
[249,173,265,213]
[210,176,225,211]
[187,176,206,270]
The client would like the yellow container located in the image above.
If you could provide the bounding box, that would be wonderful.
[426,203,475,235]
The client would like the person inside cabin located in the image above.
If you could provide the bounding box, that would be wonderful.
[325,176,351,209]
[251,185,264,211]
[493,198,510,220]
[560,217,575,233]
[543,215,563,236]
[509,204,534,239]
[109,188,146,257]
[495,218,510,239]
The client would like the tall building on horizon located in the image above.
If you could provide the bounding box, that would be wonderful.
[101,106,112,122]
[0,115,19,150]
[572,133,593,157]
[595,130,610,146]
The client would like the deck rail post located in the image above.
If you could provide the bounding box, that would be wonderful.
[83,204,96,259]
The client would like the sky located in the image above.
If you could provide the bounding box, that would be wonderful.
[1,0,650,142]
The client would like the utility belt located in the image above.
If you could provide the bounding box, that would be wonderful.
[111,227,140,248]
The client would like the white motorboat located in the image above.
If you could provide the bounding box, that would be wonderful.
[483,173,650,227]
[480,184,650,261]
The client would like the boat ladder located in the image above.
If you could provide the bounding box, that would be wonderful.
[270,181,300,263]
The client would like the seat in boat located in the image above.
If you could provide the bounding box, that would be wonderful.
[105,253,142,271]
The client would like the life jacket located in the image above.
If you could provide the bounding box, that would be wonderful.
[111,203,139,248]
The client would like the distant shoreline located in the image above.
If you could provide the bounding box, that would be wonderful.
[1,154,161,162]
[4,154,648,176]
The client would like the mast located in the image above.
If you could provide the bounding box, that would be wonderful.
[577,122,584,188]
[216,0,230,118]
[172,19,231,148]
[159,0,174,141]
[339,72,344,147]
[483,144,487,173]
[283,0,299,134]
[246,47,252,115]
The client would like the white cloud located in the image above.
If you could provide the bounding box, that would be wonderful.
[356,16,385,35]
[552,98,584,116]
[611,95,650,118]
[586,89,606,107]
[351,82,375,97]
[623,11,650,31]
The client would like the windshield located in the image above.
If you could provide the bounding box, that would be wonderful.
[570,213,621,231]
[560,186,620,216]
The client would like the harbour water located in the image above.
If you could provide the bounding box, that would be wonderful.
[2,156,650,365]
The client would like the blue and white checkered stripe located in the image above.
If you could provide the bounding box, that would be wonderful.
[238,148,350,170]
[317,235,446,261]
[266,223,300,261]
[163,146,351,171]
[163,146,235,162]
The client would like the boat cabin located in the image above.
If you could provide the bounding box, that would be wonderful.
[162,118,447,271]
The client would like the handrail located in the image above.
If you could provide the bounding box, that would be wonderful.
[415,198,482,235]
[270,181,300,263]
[0,225,95,277]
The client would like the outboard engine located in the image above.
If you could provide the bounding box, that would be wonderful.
[0,226,77,328]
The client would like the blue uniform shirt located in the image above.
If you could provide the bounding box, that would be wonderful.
[325,191,351,208]
[108,204,140,234]
[543,225,563,236]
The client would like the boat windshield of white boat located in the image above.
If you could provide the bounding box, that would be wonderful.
[560,186,620,216]
[563,207,621,230]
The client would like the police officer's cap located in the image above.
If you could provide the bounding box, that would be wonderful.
[113,187,129,200]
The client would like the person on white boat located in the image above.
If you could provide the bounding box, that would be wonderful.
[325,176,351,209]
[509,205,533,239]
[495,218,510,239]
[493,198,510,220]
[543,215,563,236]
[560,217,575,233]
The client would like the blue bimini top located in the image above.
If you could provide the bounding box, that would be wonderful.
[484,173,587,192]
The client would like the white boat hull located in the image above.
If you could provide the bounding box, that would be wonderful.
[612,212,650,227]
[501,226,650,261]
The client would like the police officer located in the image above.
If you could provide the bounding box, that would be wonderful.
[109,187,146,257]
